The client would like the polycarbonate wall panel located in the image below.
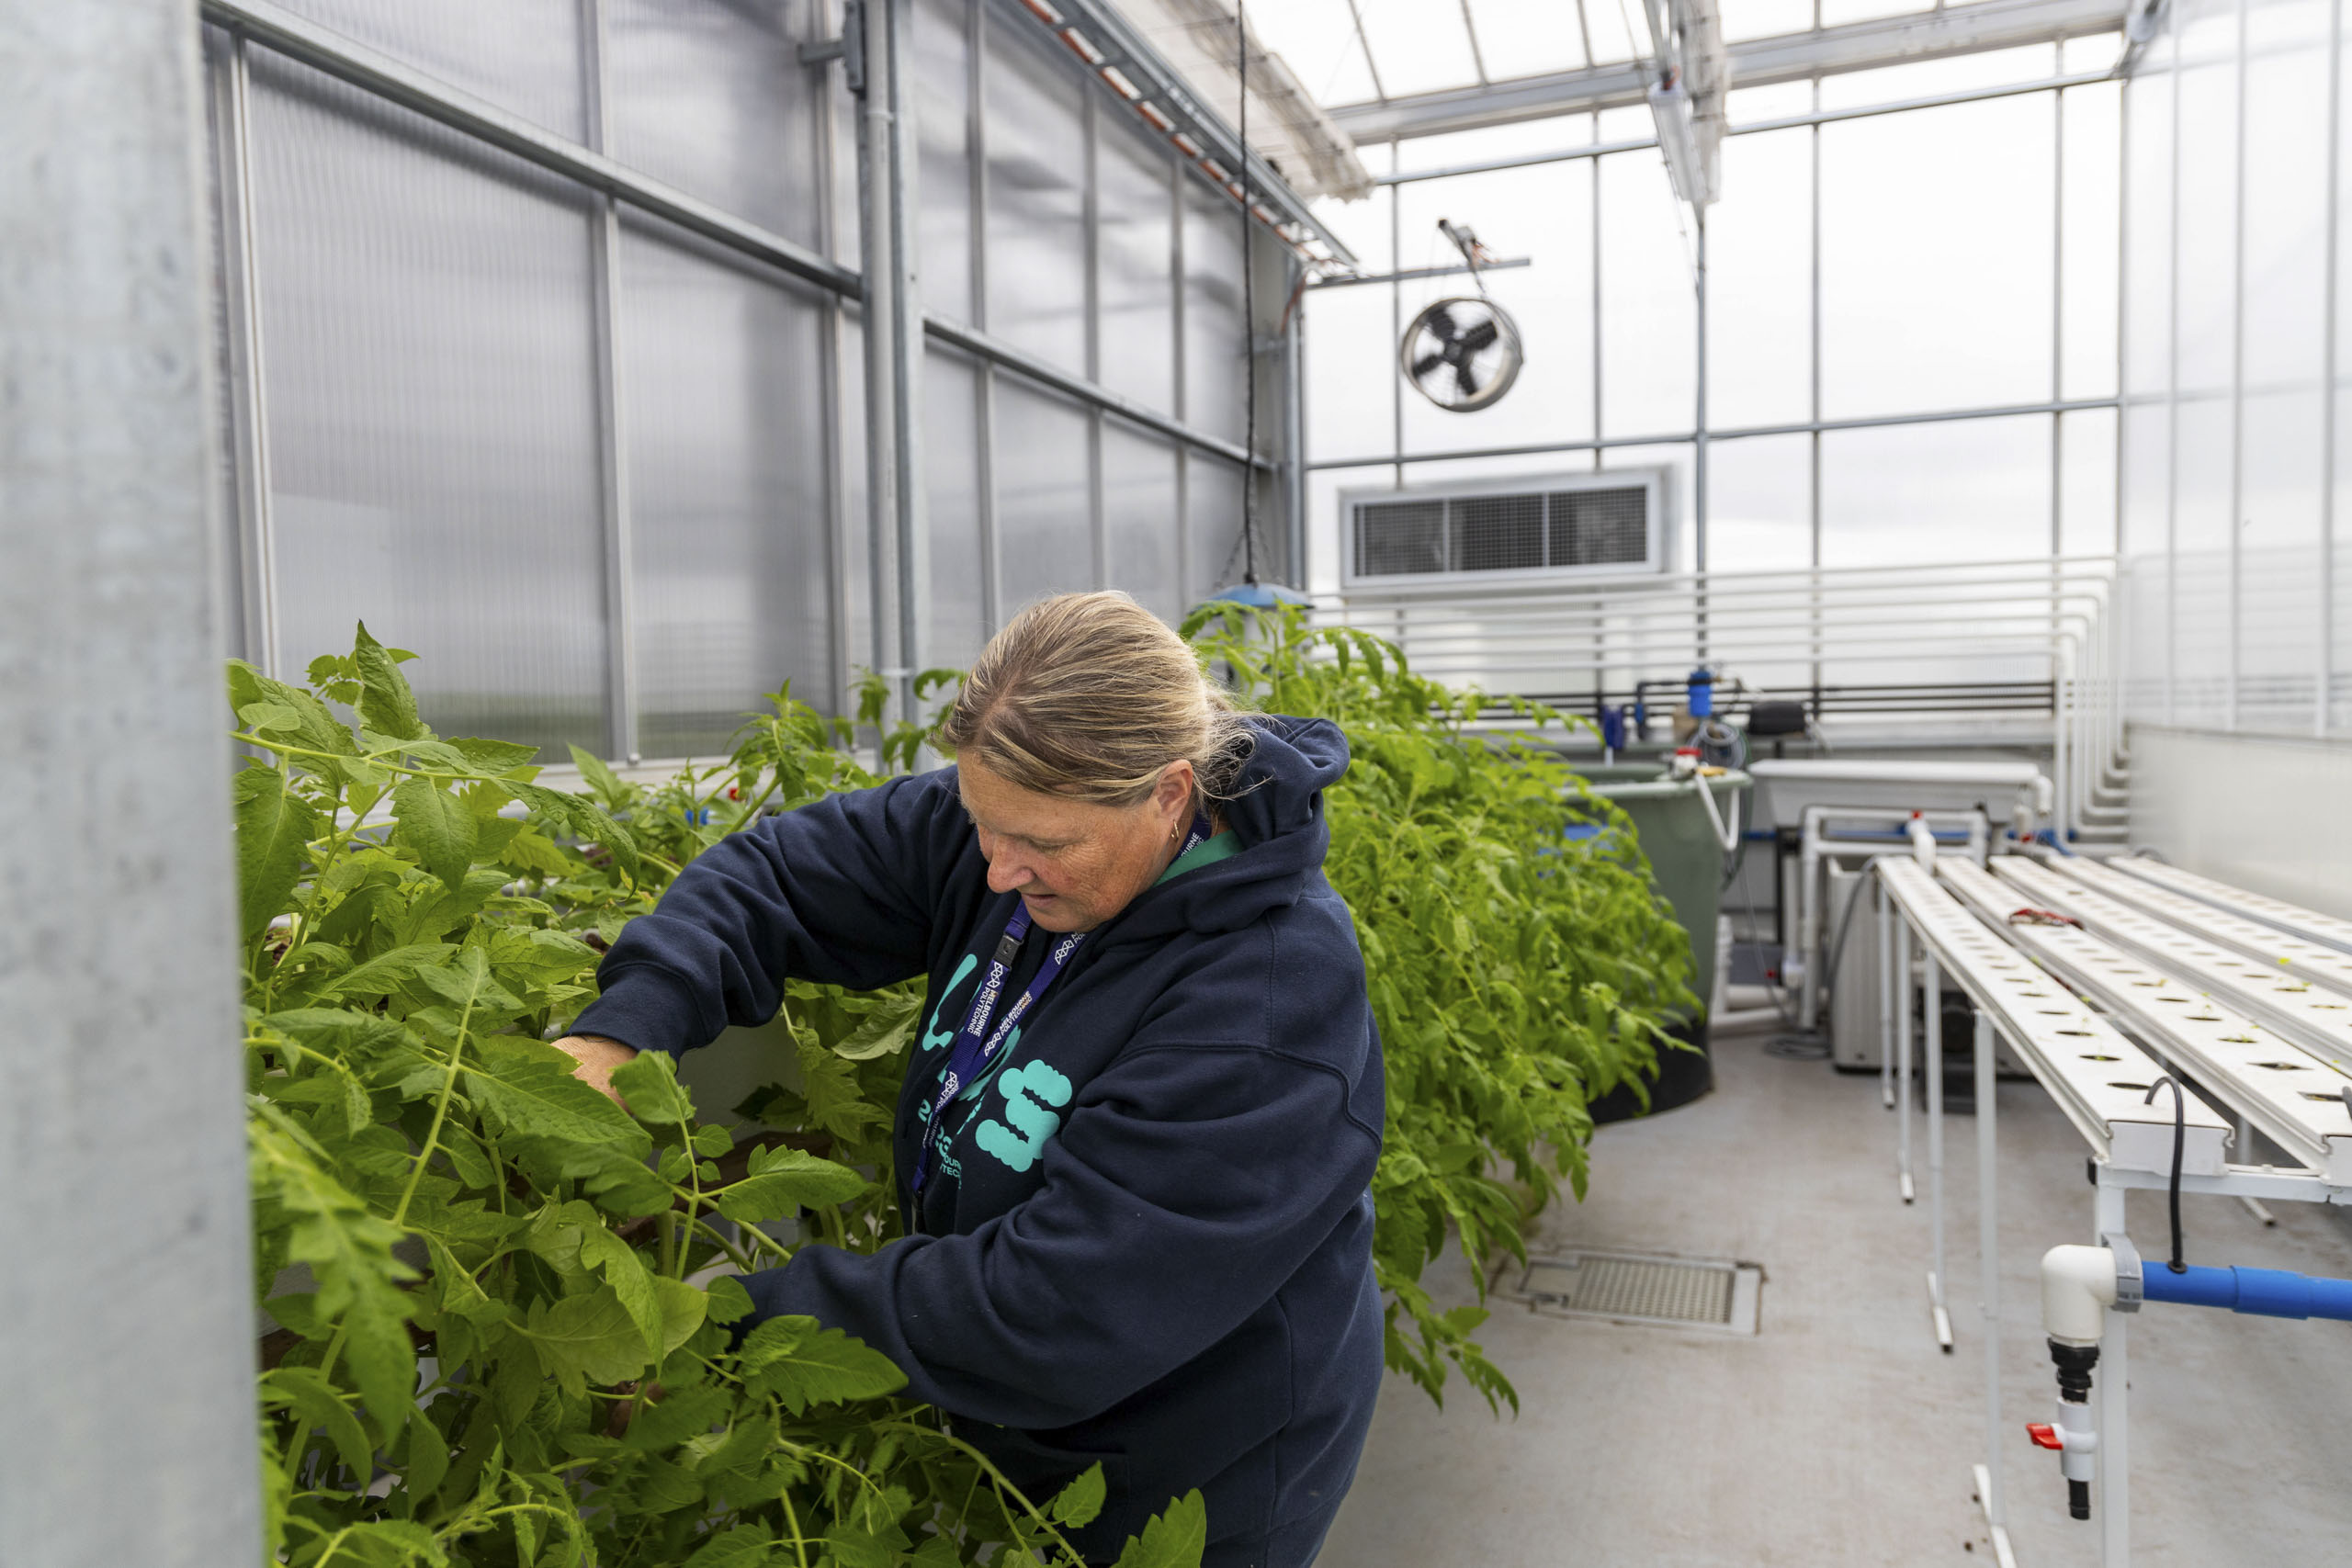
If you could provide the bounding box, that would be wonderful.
[619,221,832,759]
[1819,416,2052,569]
[1706,434,1811,573]
[985,17,1089,376]
[1187,454,1249,608]
[922,349,990,671]
[2118,0,2349,737]
[1598,149,1695,437]
[2061,83,2121,402]
[994,381,1095,609]
[1102,428,1182,624]
[277,0,586,137]
[606,0,822,248]
[1705,128,1812,431]
[248,57,609,757]
[1096,115,1175,414]
[1820,95,2054,419]
[1184,182,1251,446]
[914,0,976,324]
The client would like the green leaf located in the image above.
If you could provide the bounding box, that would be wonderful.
[651,1275,708,1355]
[392,775,478,890]
[710,1148,867,1224]
[610,1051,695,1129]
[319,942,454,1000]
[736,1315,906,1414]
[1048,1462,1107,1528]
[447,736,541,773]
[353,622,426,741]
[567,743,628,807]
[1110,1491,1208,1568]
[233,766,317,938]
[832,990,922,1061]
[575,1224,664,1360]
[465,1036,650,1154]
[259,1366,373,1481]
[678,1524,775,1568]
[402,1406,451,1511]
[703,1275,756,1325]
[517,1285,654,1394]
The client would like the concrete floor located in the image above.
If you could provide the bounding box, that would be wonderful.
[1319,1020,2352,1567]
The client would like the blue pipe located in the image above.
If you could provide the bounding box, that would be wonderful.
[2143,1263,2352,1321]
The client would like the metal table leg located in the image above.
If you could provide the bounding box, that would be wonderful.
[1973,1013,2014,1566]
[2095,1171,2130,1568]
[1926,945,1951,1349]
[1899,922,1916,1204]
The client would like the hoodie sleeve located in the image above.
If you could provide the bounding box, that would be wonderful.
[571,768,969,1059]
[739,959,1385,1429]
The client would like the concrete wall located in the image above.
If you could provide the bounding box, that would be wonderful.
[2128,724,2352,920]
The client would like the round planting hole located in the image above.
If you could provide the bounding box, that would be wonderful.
[2254,1061,2307,1071]
[2109,1081,2152,1092]
[2079,1053,2120,1062]
[2220,1035,2258,1043]
[2056,1029,2095,1037]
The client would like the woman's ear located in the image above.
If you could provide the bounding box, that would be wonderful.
[1157,759,1197,825]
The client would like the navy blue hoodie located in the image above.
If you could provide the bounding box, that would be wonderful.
[573,717,1385,1566]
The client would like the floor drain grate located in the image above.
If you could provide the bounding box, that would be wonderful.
[1502,1249,1764,1335]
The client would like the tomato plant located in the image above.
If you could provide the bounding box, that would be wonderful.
[1182,604,1694,1411]
[235,626,1203,1568]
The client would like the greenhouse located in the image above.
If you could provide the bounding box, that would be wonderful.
[11,0,2352,1563]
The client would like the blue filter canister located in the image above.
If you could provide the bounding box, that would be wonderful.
[1687,668,1714,719]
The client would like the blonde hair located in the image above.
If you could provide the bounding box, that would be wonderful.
[935,591,1255,810]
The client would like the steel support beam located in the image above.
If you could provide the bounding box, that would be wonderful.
[1329,0,2128,141]
[0,3,261,1564]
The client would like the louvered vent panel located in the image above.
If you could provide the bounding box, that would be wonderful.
[1549,487,1650,566]
[1450,492,1546,572]
[1355,500,1445,577]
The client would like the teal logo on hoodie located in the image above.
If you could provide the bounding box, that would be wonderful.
[920,953,979,1053]
[977,1060,1072,1172]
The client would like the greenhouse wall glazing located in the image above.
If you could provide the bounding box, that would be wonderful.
[201,0,1289,763]
[2120,0,2352,739]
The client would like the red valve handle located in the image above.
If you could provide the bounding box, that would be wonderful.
[2026,1423,2063,1450]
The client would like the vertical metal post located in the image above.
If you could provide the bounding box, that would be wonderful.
[2054,84,2067,562]
[2323,0,2343,738]
[2227,0,2248,731]
[1694,208,1710,662]
[1926,947,1954,1349]
[1083,86,1106,589]
[1285,258,1309,587]
[971,0,1001,633]
[582,0,638,761]
[1973,1012,2009,1550]
[2165,21,2182,724]
[816,0,853,709]
[1389,144,1403,491]
[1170,155,1188,604]
[1592,108,1604,474]
[885,0,927,716]
[856,0,900,705]
[1898,917,1916,1203]
[1810,74,1824,704]
[2093,1169,2131,1568]
[212,32,280,677]
[1876,870,1894,1111]
[0,3,261,1562]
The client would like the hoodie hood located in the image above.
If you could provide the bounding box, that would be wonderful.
[1097,714,1350,945]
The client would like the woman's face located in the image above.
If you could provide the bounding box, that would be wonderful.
[957,756,1197,933]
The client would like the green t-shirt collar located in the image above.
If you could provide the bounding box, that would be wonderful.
[1152,829,1240,886]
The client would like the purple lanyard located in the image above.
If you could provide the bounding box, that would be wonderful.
[911,813,1212,1194]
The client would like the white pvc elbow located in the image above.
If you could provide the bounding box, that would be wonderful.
[1906,814,1937,870]
[2041,1244,2120,1345]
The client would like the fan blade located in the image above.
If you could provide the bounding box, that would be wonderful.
[1454,361,1482,398]
[1410,352,1447,378]
[1424,305,1460,341]
[1458,319,1498,353]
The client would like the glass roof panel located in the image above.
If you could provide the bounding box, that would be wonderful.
[1464,0,1589,77]
[1581,0,1649,67]
[1351,0,1484,96]
[1818,0,1935,26]
[1817,41,2059,108]
[1244,0,1381,107]
[1721,0,1820,43]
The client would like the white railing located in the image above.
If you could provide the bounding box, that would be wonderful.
[1308,555,2129,841]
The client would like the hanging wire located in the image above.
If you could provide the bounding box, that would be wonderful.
[1238,0,1260,586]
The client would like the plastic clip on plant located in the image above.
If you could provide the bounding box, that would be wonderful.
[234,625,1204,1568]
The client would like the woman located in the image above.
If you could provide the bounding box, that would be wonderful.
[556,592,1385,1568]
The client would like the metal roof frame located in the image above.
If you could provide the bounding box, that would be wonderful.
[1327,0,2128,142]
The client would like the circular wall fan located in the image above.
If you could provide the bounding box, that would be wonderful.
[1400,296,1523,413]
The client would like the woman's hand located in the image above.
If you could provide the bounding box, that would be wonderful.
[552,1033,639,1108]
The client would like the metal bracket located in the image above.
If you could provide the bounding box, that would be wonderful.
[803,0,865,95]
[2102,1230,2145,1313]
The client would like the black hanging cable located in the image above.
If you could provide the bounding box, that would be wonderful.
[1238,0,1260,586]
[2144,1076,2189,1273]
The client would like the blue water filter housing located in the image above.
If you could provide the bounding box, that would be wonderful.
[1687,668,1714,718]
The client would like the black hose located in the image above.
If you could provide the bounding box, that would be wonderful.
[2144,1076,2188,1273]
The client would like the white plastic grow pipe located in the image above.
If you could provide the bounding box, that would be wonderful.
[1795,806,1988,1032]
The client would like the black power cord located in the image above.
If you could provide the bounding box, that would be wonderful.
[2144,1075,2189,1274]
